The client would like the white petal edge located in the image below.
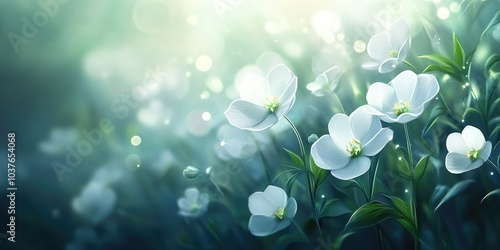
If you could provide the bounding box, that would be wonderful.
[330,156,371,180]
[311,135,351,170]
[362,128,393,156]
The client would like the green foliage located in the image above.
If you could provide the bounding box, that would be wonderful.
[481,189,500,204]
[334,200,416,249]
[419,34,468,82]
[434,180,475,212]
[413,155,430,181]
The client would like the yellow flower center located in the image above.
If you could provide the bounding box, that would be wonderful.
[466,148,480,161]
[262,97,280,113]
[346,139,362,157]
[190,204,200,213]
[393,101,410,116]
[273,207,285,220]
[388,49,399,58]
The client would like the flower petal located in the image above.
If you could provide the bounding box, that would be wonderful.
[349,107,382,144]
[264,185,288,209]
[366,83,398,115]
[362,128,393,156]
[388,17,410,50]
[328,113,354,147]
[324,66,341,83]
[240,75,270,105]
[445,152,480,174]
[330,156,371,180]
[480,141,492,161]
[276,76,297,118]
[446,132,469,154]
[284,197,297,219]
[367,31,392,61]
[224,100,277,131]
[409,74,439,111]
[461,125,486,149]
[249,192,276,216]
[248,215,277,237]
[268,64,295,97]
[392,111,420,123]
[391,70,417,102]
[184,188,200,204]
[311,135,351,170]
[177,198,191,212]
[379,58,398,73]
[273,219,292,235]
[362,61,380,70]
[397,36,411,61]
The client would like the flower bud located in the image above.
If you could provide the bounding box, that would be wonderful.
[308,134,318,144]
[183,166,200,179]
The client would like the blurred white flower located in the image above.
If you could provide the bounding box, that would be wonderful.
[445,126,492,174]
[38,128,78,155]
[214,124,270,160]
[362,17,411,73]
[224,64,297,131]
[311,107,393,180]
[306,66,341,96]
[363,70,439,123]
[177,188,209,218]
[248,185,297,237]
[72,182,116,224]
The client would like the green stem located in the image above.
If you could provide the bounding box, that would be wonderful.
[376,226,385,250]
[403,60,419,73]
[284,115,324,239]
[370,157,380,201]
[404,123,418,250]
[438,92,462,126]
[252,134,272,183]
[292,220,314,247]
[487,159,500,175]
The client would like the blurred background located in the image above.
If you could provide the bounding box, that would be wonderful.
[1,0,499,249]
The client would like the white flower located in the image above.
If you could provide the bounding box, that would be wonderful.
[445,126,492,174]
[248,185,297,237]
[306,66,341,96]
[177,188,209,218]
[72,182,116,224]
[224,64,297,131]
[363,70,439,124]
[311,107,393,180]
[362,17,411,73]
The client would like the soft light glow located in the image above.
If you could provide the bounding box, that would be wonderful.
[437,7,450,20]
[202,112,212,121]
[187,15,198,25]
[131,135,142,146]
[195,55,212,72]
[353,40,366,53]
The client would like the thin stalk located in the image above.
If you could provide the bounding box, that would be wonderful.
[292,220,314,247]
[404,123,418,250]
[284,115,324,239]
[403,60,419,73]
[252,134,272,183]
[487,159,500,175]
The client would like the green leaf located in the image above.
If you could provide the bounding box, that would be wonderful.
[422,105,443,137]
[344,201,404,231]
[419,54,461,71]
[333,232,355,250]
[283,148,305,168]
[413,155,430,181]
[484,54,500,72]
[285,171,304,194]
[481,189,500,203]
[481,11,500,40]
[382,195,417,237]
[311,156,329,195]
[462,107,482,121]
[276,234,310,249]
[453,33,466,67]
[434,180,475,212]
[319,199,351,219]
